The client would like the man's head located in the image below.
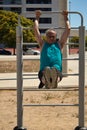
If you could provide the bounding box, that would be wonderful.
[45,29,57,44]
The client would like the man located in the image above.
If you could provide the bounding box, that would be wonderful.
[34,10,70,89]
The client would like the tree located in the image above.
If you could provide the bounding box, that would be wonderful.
[0,10,36,54]
[69,36,87,50]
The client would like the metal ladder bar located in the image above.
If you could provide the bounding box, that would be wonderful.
[22,57,79,60]
[23,88,79,92]
[22,26,79,30]
[23,104,79,107]
[23,73,79,76]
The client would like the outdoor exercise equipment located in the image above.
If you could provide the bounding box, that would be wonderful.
[14,11,87,130]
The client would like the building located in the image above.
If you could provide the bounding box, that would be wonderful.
[1,0,86,37]
[0,0,68,37]
[0,0,68,73]
[0,0,22,13]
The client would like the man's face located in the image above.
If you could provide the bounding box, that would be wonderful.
[46,31,57,44]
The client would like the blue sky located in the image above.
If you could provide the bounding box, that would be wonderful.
[68,0,87,29]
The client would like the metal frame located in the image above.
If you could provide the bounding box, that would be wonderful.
[14,11,86,130]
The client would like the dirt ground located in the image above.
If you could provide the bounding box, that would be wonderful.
[0,88,87,130]
[0,59,87,130]
[0,60,40,73]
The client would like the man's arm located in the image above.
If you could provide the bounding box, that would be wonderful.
[59,11,70,49]
[34,10,43,47]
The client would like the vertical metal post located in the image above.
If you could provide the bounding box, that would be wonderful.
[79,26,85,127]
[16,25,23,128]
[14,18,27,130]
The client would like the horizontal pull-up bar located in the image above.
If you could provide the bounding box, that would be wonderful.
[27,10,83,16]
[53,11,83,26]
[19,11,83,26]
[45,11,83,26]
[22,26,79,30]
[40,11,83,26]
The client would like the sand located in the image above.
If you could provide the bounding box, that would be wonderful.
[0,88,87,130]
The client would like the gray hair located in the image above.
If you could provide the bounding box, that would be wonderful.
[45,28,57,36]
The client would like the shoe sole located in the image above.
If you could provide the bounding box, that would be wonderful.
[43,67,52,89]
[51,67,58,88]
[43,67,58,89]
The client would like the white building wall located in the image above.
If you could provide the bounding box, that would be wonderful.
[21,0,68,35]
[57,0,68,37]
[21,0,26,15]
[51,0,59,34]
[0,0,68,34]
[57,0,68,73]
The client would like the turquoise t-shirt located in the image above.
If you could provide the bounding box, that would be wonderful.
[40,42,62,72]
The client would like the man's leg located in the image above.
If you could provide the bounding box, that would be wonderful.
[41,67,62,89]
[38,68,52,89]
[38,67,62,89]
[51,67,58,88]
[51,67,63,88]
[43,67,52,89]
[38,71,44,88]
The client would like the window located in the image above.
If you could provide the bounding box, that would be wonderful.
[26,8,51,11]
[0,0,21,4]
[29,17,52,24]
[11,7,21,14]
[11,0,21,4]
[0,0,3,4]
[1,7,21,14]
[40,18,51,24]
[26,0,51,4]
[40,29,47,33]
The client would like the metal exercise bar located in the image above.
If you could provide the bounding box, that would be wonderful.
[78,26,85,127]
[23,72,79,77]
[22,57,79,61]
[23,104,79,107]
[0,78,16,80]
[22,26,79,30]
[0,72,79,81]
[26,11,83,26]
[23,42,79,46]
[23,88,79,92]
[15,11,86,130]
[52,11,83,26]
[16,26,23,129]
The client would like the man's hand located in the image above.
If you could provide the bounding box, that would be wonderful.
[62,10,69,21]
[35,10,42,19]
[62,10,68,16]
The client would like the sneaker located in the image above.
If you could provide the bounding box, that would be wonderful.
[43,67,52,89]
[51,67,58,88]
[38,81,44,89]
[43,67,59,89]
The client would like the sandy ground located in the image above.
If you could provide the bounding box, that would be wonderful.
[0,53,87,130]
[0,88,87,130]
